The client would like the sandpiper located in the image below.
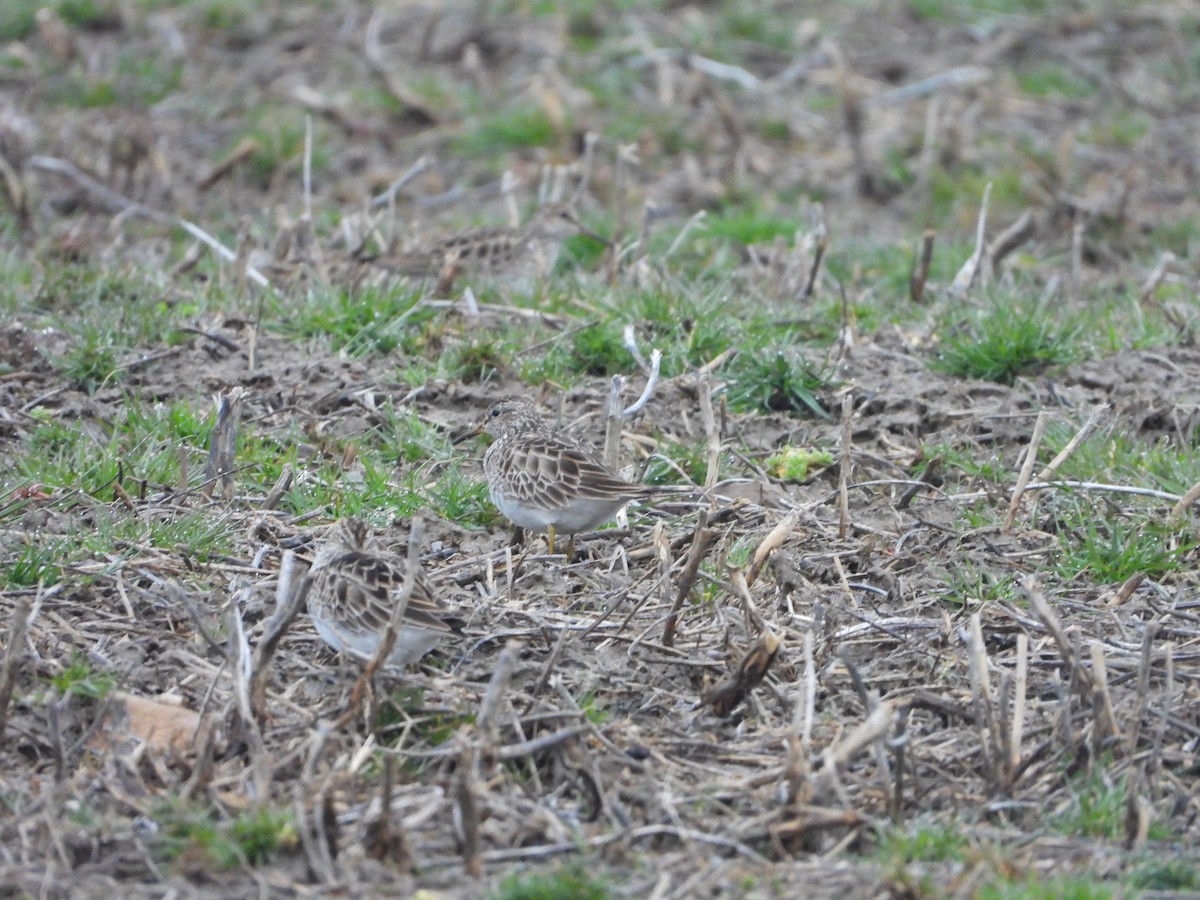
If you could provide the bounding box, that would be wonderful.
[456,398,684,559]
[384,202,606,290]
[306,518,458,668]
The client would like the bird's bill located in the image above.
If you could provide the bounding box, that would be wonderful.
[451,423,485,445]
[577,225,610,247]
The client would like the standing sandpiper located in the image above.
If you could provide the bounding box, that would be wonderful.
[384,202,606,291]
[456,398,685,559]
[306,518,459,668]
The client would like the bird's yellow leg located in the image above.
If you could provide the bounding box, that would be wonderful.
[547,525,557,555]
[566,533,576,563]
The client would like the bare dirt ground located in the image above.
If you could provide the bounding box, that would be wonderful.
[2,1,1199,897]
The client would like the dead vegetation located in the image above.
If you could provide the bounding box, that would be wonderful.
[2,1,1200,897]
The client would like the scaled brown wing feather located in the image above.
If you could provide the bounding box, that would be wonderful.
[505,437,650,508]
[325,550,451,634]
[438,227,510,253]
[373,227,517,276]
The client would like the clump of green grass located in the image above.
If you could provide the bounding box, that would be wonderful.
[907,0,1050,25]
[576,691,608,725]
[1050,771,1131,841]
[429,465,497,528]
[17,420,124,494]
[69,505,234,563]
[525,322,632,384]
[722,341,829,418]
[113,50,183,106]
[0,0,124,41]
[643,436,708,486]
[236,388,481,521]
[125,400,214,445]
[6,398,236,566]
[54,328,121,394]
[575,65,684,146]
[1081,109,1150,151]
[271,432,494,526]
[1041,423,1200,496]
[1084,285,1181,352]
[56,0,120,29]
[377,688,471,744]
[876,818,970,864]
[718,6,794,52]
[4,540,65,588]
[704,209,800,246]
[825,241,930,309]
[879,817,1117,900]
[1016,62,1095,101]
[567,322,631,376]
[52,652,116,700]
[976,874,1114,900]
[928,165,1027,227]
[154,801,295,871]
[16,401,220,499]
[228,110,327,186]
[559,3,605,52]
[758,118,792,143]
[455,105,562,155]
[277,283,433,356]
[920,446,993,482]
[194,0,253,33]
[721,534,759,572]
[491,863,610,900]
[379,405,454,467]
[619,285,736,374]
[279,453,424,521]
[122,510,236,560]
[25,268,190,356]
[933,293,1081,384]
[1141,218,1200,260]
[1128,858,1200,891]
[40,45,181,109]
[4,500,234,581]
[48,76,119,108]
[1053,508,1192,584]
[0,0,38,40]
[443,335,509,382]
[939,564,1017,611]
[395,357,438,389]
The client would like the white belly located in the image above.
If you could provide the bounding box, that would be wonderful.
[312,617,444,668]
[491,487,629,534]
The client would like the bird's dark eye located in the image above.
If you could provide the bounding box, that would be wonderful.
[489,407,501,417]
